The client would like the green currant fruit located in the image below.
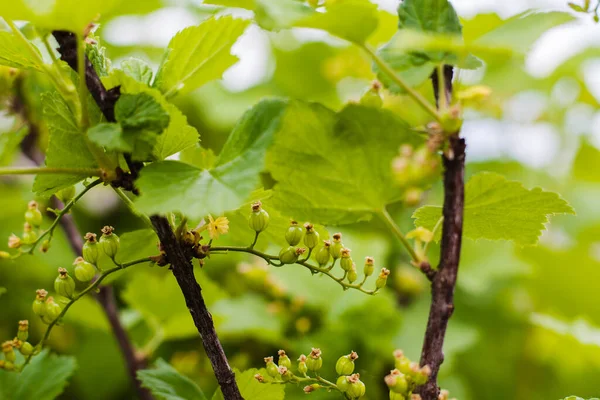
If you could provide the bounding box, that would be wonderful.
[2,342,16,363]
[340,248,353,271]
[315,241,331,266]
[41,239,51,253]
[337,376,349,392]
[306,348,322,371]
[22,229,38,244]
[303,223,319,249]
[360,84,383,108]
[74,257,96,282]
[44,297,62,322]
[279,366,292,382]
[249,201,270,233]
[285,221,303,246]
[348,267,358,283]
[376,268,390,290]
[364,256,375,277]
[336,352,358,375]
[279,246,305,264]
[298,356,308,375]
[83,233,100,264]
[54,268,76,299]
[385,371,408,394]
[264,357,279,378]
[99,226,120,259]
[278,350,292,369]
[389,391,407,400]
[32,293,47,317]
[17,320,29,341]
[394,352,411,375]
[56,185,76,203]
[330,233,343,259]
[19,342,34,356]
[347,378,366,398]
[25,201,43,227]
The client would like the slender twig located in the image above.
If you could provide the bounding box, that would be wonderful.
[0,166,102,176]
[361,43,441,122]
[210,246,378,295]
[379,208,420,263]
[416,69,466,400]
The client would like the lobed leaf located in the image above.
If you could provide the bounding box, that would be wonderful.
[138,359,208,400]
[211,368,284,400]
[0,31,44,71]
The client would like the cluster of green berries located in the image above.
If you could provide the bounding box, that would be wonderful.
[257,349,366,399]
[0,321,36,371]
[5,201,45,254]
[392,145,440,206]
[384,350,437,400]
[31,227,120,324]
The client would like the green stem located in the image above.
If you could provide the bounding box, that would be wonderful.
[24,179,102,254]
[113,187,153,228]
[0,167,102,176]
[437,64,447,111]
[249,231,260,249]
[22,256,153,368]
[209,246,376,295]
[361,43,441,122]
[379,208,420,263]
[40,32,59,65]
[422,216,443,258]
[77,34,89,129]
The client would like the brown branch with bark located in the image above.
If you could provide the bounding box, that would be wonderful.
[416,68,466,400]
[51,30,242,399]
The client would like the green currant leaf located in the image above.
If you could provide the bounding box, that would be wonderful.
[135,99,287,219]
[85,33,111,77]
[0,125,28,166]
[154,16,249,97]
[87,122,131,152]
[397,0,462,35]
[0,31,44,71]
[266,101,423,225]
[573,141,600,183]
[255,0,379,43]
[104,71,199,159]
[33,92,99,197]
[0,350,77,400]
[138,359,208,400]
[121,58,154,86]
[115,92,170,133]
[0,0,122,32]
[204,0,254,8]
[412,172,576,246]
[211,368,284,400]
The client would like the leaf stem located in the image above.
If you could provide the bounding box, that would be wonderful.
[361,43,441,122]
[379,208,420,263]
[0,166,103,176]
[77,34,89,129]
[113,187,153,228]
[423,216,444,258]
[436,64,448,111]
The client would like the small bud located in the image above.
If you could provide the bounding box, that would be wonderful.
[360,81,383,108]
[0,251,10,259]
[315,241,331,266]
[385,369,408,394]
[44,296,62,323]
[54,267,76,298]
[306,348,323,371]
[304,384,320,393]
[336,351,358,375]
[74,257,96,282]
[22,228,38,244]
[376,268,390,289]
[2,341,16,362]
[298,354,308,375]
[32,289,48,316]
[279,246,305,264]
[364,256,375,277]
[414,365,431,385]
[56,186,76,203]
[278,349,292,369]
[278,365,292,382]
[8,234,22,249]
[100,226,120,259]
[303,223,320,249]
[330,233,343,259]
[25,201,43,227]
[264,356,279,378]
[249,201,270,233]
[348,264,358,283]
[83,233,100,264]
[394,350,412,375]
[254,373,265,383]
[17,320,29,341]
[337,375,350,392]
[41,239,51,253]
[404,188,423,206]
[19,341,34,356]
[346,373,366,398]
[340,248,353,272]
[285,221,303,246]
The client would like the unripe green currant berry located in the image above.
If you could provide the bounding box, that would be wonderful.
[2,341,16,362]
[0,251,10,259]
[337,375,350,392]
[32,289,48,317]
[54,267,76,299]
[100,226,120,259]
[285,221,303,246]
[348,265,358,283]
[404,187,423,206]
[25,201,43,227]
[376,268,390,290]
[19,341,34,356]
[41,239,51,253]
[336,351,358,375]
[54,295,71,309]
[340,248,353,272]
[360,81,383,108]
[279,246,306,264]
[298,354,308,375]
[73,257,96,282]
[44,297,62,322]
[56,185,76,203]
[22,223,38,244]
[303,223,319,249]
[278,350,292,369]
[364,256,375,277]
[304,384,320,393]
[389,391,407,400]
[83,232,100,264]
[264,356,279,378]
[330,233,343,259]
[346,374,366,398]
[17,320,29,341]
[306,348,322,371]
[385,370,408,394]
[315,240,331,266]
[393,350,412,375]
[2,360,15,371]
[278,365,292,382]
[413,365,431,386]
[248,201,270,233]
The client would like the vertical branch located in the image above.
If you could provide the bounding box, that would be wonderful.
[51,29,242,399]
[151,216,243,400]
[416,67,466,400]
